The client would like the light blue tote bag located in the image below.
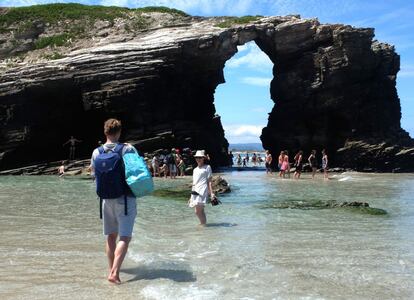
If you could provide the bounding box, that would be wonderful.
[123,147,154,197]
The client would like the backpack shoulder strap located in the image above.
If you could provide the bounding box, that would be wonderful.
[114,143,125,155]
[98,146,105,154]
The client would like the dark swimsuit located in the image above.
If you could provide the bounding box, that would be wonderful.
[310,156,317,168]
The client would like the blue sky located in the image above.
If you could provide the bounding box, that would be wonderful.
[2,0,413,143]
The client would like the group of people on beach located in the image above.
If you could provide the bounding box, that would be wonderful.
[232,152,264,167]
[264,149,329,180]
[149,148,186,179]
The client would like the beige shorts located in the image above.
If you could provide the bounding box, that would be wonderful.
[102,196,137,237]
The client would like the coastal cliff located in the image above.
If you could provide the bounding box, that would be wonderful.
[0,4,413,172]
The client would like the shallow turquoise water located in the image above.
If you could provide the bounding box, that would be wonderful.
[0,171,413,299]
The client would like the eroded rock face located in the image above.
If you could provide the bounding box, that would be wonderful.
[0,13,413,171]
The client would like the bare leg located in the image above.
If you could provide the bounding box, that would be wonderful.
[106,233,117,273]
[195,205,206,225]
[108,236,131,284]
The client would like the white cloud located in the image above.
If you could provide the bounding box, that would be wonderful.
[241,76,272,87]
[224,124,265,143]
[236,44,249,52]
[227,43,273,71]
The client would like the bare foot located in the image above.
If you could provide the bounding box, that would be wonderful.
[108,274,121,285]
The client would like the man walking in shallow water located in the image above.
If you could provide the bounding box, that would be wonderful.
[90,119,137,284]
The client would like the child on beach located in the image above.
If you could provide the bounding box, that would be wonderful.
[188,150,214,226]
[57,161,65,177]
[159,163,168,178]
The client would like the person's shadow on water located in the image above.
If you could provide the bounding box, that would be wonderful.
[206,222,238,227]
[122,263,197,283]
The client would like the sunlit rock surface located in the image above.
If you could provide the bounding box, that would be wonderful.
[1,6,413,171]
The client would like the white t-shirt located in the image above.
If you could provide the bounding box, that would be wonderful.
[192,164,212,197]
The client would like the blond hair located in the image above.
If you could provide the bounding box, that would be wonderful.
[104,118,122,136]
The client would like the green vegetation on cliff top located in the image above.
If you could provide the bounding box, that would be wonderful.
[0,3,188,27]
[216,15,263,28]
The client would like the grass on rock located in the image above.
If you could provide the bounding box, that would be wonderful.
[0,3,188,27]
[216,16,263,28]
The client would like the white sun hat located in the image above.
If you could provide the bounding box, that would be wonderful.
[194,150,206,158]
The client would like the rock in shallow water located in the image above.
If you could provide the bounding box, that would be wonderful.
[152,175,230,200]
[262,199,387,215]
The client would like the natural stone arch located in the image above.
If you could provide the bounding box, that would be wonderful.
[0,15,413,171]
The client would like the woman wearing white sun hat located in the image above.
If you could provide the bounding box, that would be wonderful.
[188,150,214,226]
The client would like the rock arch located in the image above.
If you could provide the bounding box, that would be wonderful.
[0,15,413,171]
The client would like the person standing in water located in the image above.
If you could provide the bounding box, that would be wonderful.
[242,157,247,167]
[279,151,290,178]
[293,151,303,179]
[90,119,137,285]
[63,136,82,160]
[188,150,214,226]
[236,154,242,166]
[278,151,286,178]
[167,148,177,179]
[283,150,290,178]
[151,155,159,177]
[308,150,317,179]
[278,151,285,172]
[177,156,186,177]
[265,150,272,174]
[322,149,329,180]
[252,153,257,166]
[228,151,234,167]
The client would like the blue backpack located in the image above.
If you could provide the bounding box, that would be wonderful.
[94,144,129,219]
[123,147,154,197]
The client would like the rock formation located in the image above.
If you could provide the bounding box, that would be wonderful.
[0,4,413,172]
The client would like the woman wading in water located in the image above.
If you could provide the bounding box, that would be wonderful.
[322,149,329,180]
[308,150,317,179]
[293,150,303,179]
[188,150,214,226]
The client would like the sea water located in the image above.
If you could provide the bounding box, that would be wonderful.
[0,171,413,299]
